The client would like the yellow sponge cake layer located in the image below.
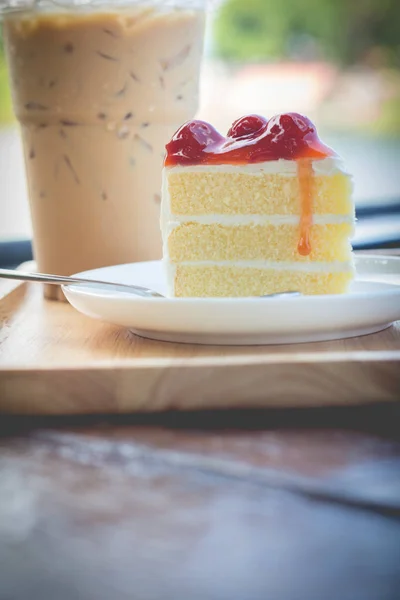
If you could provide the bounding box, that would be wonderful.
[167,221,353,263]
[161,157,354,297]
[168,170,352,216]
[173,265,353,297]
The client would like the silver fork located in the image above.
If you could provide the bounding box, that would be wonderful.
[0,268,301,299]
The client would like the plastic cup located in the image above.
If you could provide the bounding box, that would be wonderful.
[1,0,206,299]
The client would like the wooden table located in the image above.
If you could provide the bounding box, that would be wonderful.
[1,249,400,598]
[1,405,400,600]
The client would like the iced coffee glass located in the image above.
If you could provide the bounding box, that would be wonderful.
[1,0,206,299]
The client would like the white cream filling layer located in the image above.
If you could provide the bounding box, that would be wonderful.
[164,156,348,176]
[167,214,354,226]
[167,259,354,272]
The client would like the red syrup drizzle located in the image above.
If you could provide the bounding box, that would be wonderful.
[297,158,314,256]
[165,113,335,256]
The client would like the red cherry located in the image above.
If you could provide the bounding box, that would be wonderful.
[165,120,224,165]
[289,113,315,135]
[265,113,317,159]
[228,115,268,140]
[187,120,224,146]
[267,113,315,139]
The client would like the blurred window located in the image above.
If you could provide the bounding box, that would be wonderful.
[0,0,399,256]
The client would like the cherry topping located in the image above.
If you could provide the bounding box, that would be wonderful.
[267,113,315,138]
[266,113,320,160]
[227,114,268,140]
[164,112,334,167]
[165,120,224,165]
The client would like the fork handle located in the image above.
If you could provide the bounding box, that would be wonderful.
[0,269,159,298]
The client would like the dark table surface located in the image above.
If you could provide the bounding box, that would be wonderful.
[0,404,400,600]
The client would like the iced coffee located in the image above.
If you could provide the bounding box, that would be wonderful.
[2,1,205,298]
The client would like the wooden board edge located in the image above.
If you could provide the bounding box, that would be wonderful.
[1,359,399,415]
[1,350,400,374]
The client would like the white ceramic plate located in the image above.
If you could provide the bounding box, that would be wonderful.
[63,255,400,345]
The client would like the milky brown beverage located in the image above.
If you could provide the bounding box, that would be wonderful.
[2,1,205,299]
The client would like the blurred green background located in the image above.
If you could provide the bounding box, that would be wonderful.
[210,0,400,136]
[214,0,400,67]
[1,0,400,133]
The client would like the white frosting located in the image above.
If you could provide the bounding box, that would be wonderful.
[167,259,354,272]
[164,156,348,176]
[166,213,354,226]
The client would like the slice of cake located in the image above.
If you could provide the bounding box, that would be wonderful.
[161,112,354,297]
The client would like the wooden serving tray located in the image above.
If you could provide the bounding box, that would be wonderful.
[1,261,399,414]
